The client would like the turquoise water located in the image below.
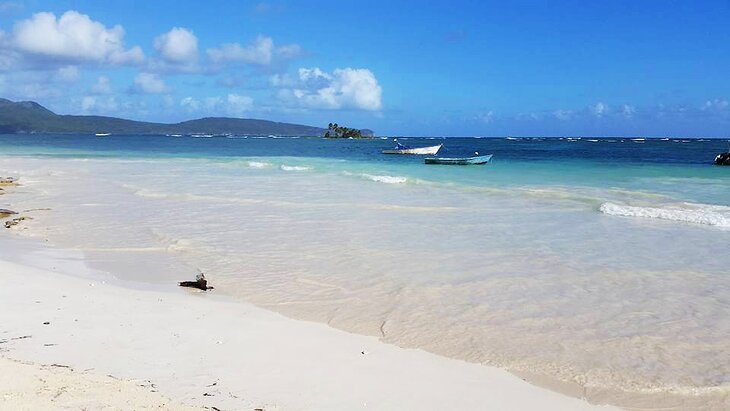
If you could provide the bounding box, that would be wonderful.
[1,134,728,205]
[1,134,729,405]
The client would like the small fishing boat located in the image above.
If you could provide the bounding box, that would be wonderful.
[382,140,443,155]
[425,153,493,165]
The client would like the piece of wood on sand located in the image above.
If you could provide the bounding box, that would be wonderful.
[178,273,214,291]
[0,209,18,219]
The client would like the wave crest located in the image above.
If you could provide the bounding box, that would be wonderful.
[361,174,408,184]
[280,165,310,171]
[599,202,730,228]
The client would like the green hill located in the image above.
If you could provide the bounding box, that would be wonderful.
[0,98,325,136]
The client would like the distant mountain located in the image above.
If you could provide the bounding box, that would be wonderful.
[0,98,326,136]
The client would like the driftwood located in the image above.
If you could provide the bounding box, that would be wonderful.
[179,273,213,291]
[0,209,17,218]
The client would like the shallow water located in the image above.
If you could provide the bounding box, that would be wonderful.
[1,134,729,405]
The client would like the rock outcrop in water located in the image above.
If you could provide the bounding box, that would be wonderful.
[715,152,730,166]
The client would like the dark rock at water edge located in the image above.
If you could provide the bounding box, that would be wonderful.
[715,152,730,166]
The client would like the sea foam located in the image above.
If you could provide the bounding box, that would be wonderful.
[247,161,270,168]
[280,165,310,171]
[361,174,408,184]
[599,202,730,228]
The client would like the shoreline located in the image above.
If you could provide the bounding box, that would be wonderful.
[0,233,612,410]
[1,156,727,410]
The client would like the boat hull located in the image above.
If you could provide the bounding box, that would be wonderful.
[424,154,493,165]
[382,144,442,155]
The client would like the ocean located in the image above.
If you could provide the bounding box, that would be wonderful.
[1,134,729,404]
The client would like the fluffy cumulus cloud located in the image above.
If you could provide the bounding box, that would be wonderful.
[275,67,382,111]
[4,11,143,66]
[207,35,301,66]
[132,72,168,94]
[154,27,198,64]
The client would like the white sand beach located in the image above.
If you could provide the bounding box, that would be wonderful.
[0,234,614,410]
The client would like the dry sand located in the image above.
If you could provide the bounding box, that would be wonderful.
[0,356,201,410]
[0,235,615,410]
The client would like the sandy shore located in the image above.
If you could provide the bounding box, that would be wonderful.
[0,234,614,410]
[0,356,201,410]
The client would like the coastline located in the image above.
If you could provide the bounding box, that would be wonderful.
[1,146,727,410]
[0,234,611,410]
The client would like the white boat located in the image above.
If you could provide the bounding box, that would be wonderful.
[382,140,443,155]
[95,133,111,137]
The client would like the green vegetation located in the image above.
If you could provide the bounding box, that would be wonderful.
[324,122,371,139]
[0,98,325,136]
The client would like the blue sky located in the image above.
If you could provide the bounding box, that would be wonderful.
[0,0,728,136]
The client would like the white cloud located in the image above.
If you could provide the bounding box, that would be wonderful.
[154,27,198,64]
[590,102,608,117]
[277,67,382,111]
[55,65,79,82]
[91,76,111,94]
[132,72,168,94]
[8,11,143,65]
[702,98,729,112]
[619,104,636,118]
[207,35,301,65]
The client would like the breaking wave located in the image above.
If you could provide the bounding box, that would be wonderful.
[280,165,310,171]
[361,174,408,184]
[599,202,730,228]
